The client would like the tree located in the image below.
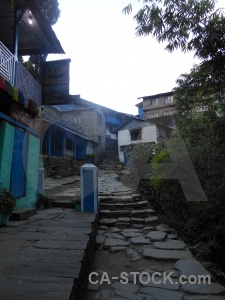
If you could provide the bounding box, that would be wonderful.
[122,0,225,57]
[39,0,61,26]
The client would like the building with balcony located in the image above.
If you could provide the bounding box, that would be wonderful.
[0,0,64,210]
[136,91,175,144]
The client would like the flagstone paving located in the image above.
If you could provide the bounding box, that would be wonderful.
[0,208,97,300]
[85,168,225,300]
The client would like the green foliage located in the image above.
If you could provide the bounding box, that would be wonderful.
[39,0,61,26]
[19,55,39,81]
[0,184,17,215]
[122,143,163,188]
[122,0,225,58]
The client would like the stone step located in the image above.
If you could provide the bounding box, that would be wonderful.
[11,208,37,221]
[100,209,153,218]
[99,214,159,227]
[99,196,140,204]
[99,201,150,210]
[52,200,74,208]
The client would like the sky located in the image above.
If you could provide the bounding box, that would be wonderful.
[48,0,213,115]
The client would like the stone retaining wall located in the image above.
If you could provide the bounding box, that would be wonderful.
[42,155,85,177]
[69,214,99,300]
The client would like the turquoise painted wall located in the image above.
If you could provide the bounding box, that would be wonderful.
[0,122,14,189]
[15,134,40,210]
[0,121,40,210]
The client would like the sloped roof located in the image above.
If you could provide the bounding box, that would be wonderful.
[0,0,64,55]
[138,91,174,100]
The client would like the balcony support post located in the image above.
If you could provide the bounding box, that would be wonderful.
[13,7,26,86]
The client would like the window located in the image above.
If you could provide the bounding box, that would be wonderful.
[151,98,158,106]
[66,138,73,150]
[130,129,142,141]
[164,96,173,104]
[97,113,102,126]
[149,113,159,119]
[74,115,81,124]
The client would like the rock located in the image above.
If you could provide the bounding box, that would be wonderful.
[123,229,141,232]
[104,233,126,240]
[104,238,129,247]
[97,230,105,235]
[175,259,211,278]
[182,283,225,295]
[115,289,144,300]
[154,240,186,250]
[141,275,180,290]
[145,216,158,223]
[122,232,144,238]
[140,287,183,300]
[110,210,130,215]
[87,282,100,291]
[126,248,141,262]
[168,234,178,239]
[142,226,154,232]
[131,217,145,223]
[110,246,128,252]
[111,228,121,233]
[96,235,106,245]
[144,208,155,214]
[118,217,131,222]
[100,218,117,225]
[165,270,180,278]
[111,282,139,293]
[156,224,172,233]
[130,237,151,245]
[184,296,225,300]
[143,249,193,260]
[146,231,167,241]
[131,210,146,215]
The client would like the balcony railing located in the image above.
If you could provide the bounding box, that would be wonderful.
[0,41,41,105]
[0,41,14,83]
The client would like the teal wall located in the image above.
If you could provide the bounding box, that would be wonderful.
[15,134,40,210]
[0,121,40,210]
[0,122,14,189]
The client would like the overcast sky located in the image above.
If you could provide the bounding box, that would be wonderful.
[48,0,221,115]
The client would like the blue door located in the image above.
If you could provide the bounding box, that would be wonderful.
[10,129,26,197]
[124,151,129,165]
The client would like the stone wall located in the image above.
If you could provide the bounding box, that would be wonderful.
[42,155,85,177]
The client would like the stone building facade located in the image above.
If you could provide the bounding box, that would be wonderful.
[61,107,106,159]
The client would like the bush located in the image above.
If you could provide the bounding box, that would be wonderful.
[0,184,17,215]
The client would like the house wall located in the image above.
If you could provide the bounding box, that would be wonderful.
[118,124,157,163]
[16,134,40,209]
[61,108,106,160]
[143,94,175,125]
[0,121,40,210]
[0,122,14,189]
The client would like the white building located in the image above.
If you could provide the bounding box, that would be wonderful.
[116,119,158,164]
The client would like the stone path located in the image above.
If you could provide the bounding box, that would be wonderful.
[85,168,225,300]
[0,208,97,300]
